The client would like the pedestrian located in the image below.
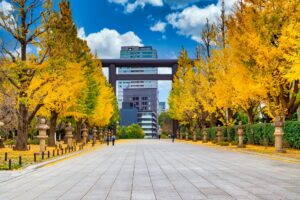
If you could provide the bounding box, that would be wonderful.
[171,133,176,143]
[112,135,116,146]
[106,135,110,146]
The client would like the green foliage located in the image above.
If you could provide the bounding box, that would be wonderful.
[27,138,40,145]
[117,124,144,139]
[284,121,300,149]
[206,121,300,149]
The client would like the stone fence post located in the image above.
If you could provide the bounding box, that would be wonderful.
[37,118,49,152]
[273,116,286,153]
[65,123,73,148]
[237,121,245,148]
[81,124,88,145]
[202,127,207,143]
[217,126,222,143]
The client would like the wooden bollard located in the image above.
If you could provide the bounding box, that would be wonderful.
[19,156,22,166]
[34,153,37,162]
[47,151,50,158]
[8,159,12,170]
[61,149,64,155]
[4,152,8,161]
[57,149,59,156]
[52,150,55,157]
[42,151,44,160]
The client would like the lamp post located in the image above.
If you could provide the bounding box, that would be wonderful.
[202,127,207,143]
[37,118,49,152]
[81,124,88,145]
[237,121,245,148]
[65,122,73,148]
[273,116,286,153]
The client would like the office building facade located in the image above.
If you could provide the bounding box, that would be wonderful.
[117,46,158,109]
[121,88,158,137]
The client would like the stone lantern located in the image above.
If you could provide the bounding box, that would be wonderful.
[92,127,98,145]
[81,124,88,145]
[237,121,245,148]
[193,130,197,142]
[37,118,49,152]
[217,125,222,143]
[65,122,73,147]
[0,122,5,148]
[185,130,189,141]
[273,116,286,153]
[202,127,207,143]
[99,130,103,144]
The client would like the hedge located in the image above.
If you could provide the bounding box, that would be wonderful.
[183,121,300,149]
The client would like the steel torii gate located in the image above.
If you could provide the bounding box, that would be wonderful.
[101,59,179,135]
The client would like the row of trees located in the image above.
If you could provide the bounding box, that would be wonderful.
[168,0,300,133]
[0,0,119,150]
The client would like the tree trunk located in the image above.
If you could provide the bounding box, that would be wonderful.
[76,120,82,142]
[15,103,28,150]
[246,108,254,125]
[49,111,58,146]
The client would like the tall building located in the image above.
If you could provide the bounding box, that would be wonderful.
[118,46,159,137]
[121,88,158,137]
[117,46,158,109]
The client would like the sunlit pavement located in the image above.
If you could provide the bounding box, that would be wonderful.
[0,140,300,200]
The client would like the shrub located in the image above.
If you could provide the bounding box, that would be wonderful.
[284,121,300,149]
[206,121,300,149]
[230,141,238,145]
[118,124,144,139]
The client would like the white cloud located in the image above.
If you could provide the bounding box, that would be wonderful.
[165,0,202,9]
[150,21,167,33]
[0,1,15,30]
[0,0,13,16]
[78,27,143,58]
[109,0,163,13]
[108,0,128,4]
[166,0,237,42]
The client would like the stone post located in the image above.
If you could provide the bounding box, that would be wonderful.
[65,122,73,148]
[217,126,222,143]
[37,118,49,152]
[193,130,197,142]
[92,127,98,145]
[81,124,88,145]
[202,127,207,143]
[273,116,286,153]
[237,121,245,148]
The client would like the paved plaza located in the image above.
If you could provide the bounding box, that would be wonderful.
[0,140,300,200]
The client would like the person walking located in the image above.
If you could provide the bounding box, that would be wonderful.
[171,133,176,143]
[106,135,110,146]
[112,135,116,146]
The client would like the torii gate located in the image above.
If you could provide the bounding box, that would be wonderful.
[101,59,179,135]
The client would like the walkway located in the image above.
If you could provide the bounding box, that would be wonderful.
[0,140,299,200]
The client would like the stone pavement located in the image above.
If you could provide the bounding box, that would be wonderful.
[0,140,300,200]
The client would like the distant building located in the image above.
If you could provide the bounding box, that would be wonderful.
[121,88,158,137]
[117,46,158,109]
[158,102,166,115]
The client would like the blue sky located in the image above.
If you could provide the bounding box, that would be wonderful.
[0,0,236,105]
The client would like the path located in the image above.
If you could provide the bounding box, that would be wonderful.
[0,140,299,200]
